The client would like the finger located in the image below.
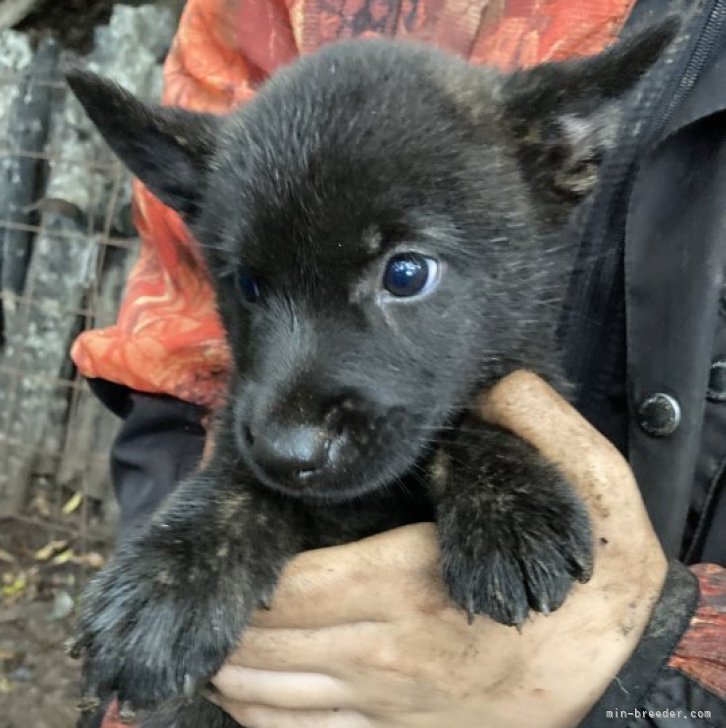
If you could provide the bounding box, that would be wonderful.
[479,372,644,526]
[479,372,665,582]
[250,523,442,629]
[227,622,387,674]
[211,665,352,710]
[214,701,371,728]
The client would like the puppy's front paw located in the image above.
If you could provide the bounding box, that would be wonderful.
[437,460,592,626]
[72,546,254,711]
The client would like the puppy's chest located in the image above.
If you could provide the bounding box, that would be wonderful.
[302,476,435,549]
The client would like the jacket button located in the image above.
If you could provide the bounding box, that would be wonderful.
[637,393,681,437]
[707,361,726,402]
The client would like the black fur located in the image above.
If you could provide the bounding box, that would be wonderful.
[67,21,676,728]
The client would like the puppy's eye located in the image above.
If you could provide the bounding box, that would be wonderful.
[383,253,439,298]
[237,267,261,303]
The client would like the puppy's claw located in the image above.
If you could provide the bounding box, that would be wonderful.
[572,553,594,583]
[118,701,137,725]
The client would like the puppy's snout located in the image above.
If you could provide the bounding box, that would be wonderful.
[244,395,364,487]
[248,422,330,477]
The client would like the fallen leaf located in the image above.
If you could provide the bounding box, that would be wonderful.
[1,573,27,600]
[0,549,16,564]
[72,552,105,569]
[51,549,75,566]
[62,491,83,515]
[0,650,16,660]
[0,676,14,693]
[34,540,68,562]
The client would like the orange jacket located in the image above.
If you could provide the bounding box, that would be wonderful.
[70,0,634,410]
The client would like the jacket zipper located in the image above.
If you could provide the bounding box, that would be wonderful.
[560,0,726,414]
[658,0,726,137]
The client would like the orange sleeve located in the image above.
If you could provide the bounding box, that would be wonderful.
[669,564,726,698]
[72,0,631,410]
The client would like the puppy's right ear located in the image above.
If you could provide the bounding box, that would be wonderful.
[67,70,221,219]
[500,17,678,225]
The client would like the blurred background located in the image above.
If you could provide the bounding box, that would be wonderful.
[0,2,185,725]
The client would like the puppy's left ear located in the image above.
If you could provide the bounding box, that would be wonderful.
[67,70,221,220]
[502,17,679,223]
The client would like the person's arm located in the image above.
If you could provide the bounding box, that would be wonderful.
[208,372,725,727]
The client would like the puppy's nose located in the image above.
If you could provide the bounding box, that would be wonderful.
[249,423,330,477]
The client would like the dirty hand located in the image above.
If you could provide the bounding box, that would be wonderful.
[209,371,668,728]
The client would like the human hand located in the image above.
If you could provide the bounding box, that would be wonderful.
[210,371,668,728]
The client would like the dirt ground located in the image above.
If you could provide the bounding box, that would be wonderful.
[0,517,111,728]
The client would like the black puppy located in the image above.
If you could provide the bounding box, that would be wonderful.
[68,21,675,728]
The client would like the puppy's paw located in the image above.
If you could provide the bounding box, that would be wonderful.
[72,546,254,711]
[437,464,592,626]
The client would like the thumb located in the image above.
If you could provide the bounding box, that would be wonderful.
[478,372,664,573]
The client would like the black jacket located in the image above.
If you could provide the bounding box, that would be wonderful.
[563,0,726,566]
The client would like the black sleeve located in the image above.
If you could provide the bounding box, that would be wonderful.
[580,560,725,727]
[97,384,207,539]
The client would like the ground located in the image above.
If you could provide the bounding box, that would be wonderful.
[0,516,110,728]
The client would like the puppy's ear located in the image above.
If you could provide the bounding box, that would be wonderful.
[67,70,221,219]
[502,17,678,222]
